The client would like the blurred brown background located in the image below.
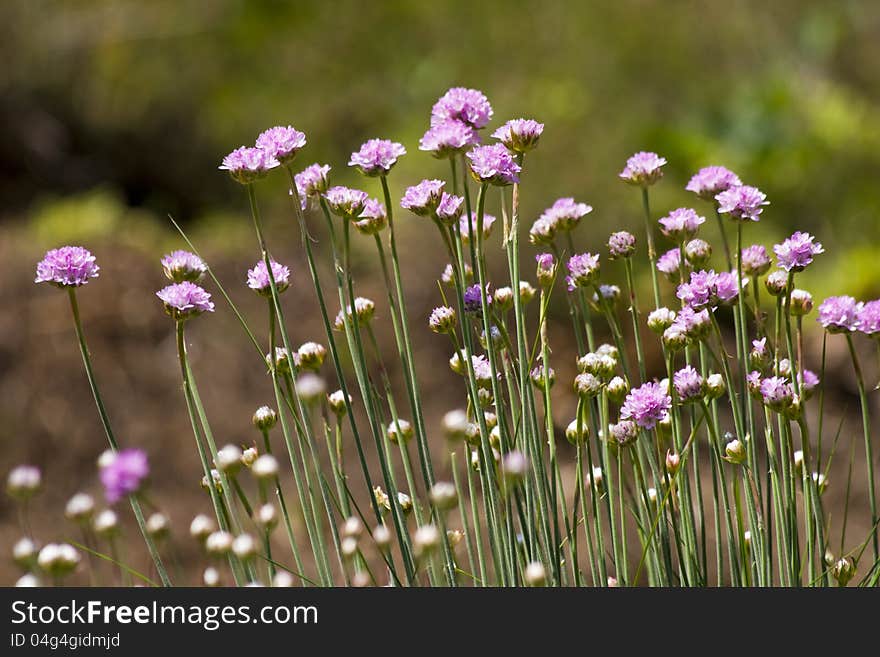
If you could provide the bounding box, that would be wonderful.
[2,0,880,584]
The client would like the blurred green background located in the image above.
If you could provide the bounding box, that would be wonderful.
[2,0,880,582]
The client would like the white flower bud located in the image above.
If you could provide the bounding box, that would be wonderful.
[232,533,258,560]
[241,447,258,467]
[386,419,414,444]
[146,512,170,539]
[6,465,41,500]
[189,514,216,541]
[442,409,470,441]
[373,524,391,549]
[255,504,278,531]
[205,531,234,556]
[340,536,359,560]
[203,567,221,587]
[342,516,363,539]
[413,524,440,557]
[215,444,243,474]
[16,574,40,587]
[252,406,277,431]
[397,491,413,515]
[251,454,279,480]
[524,561,546,586]
[296,373,326,404]
[93,509,119,538]
[272,571,295,587]
[13,537,37,568]
[430,481,458,511]
[37,543,80,577]
[328,390,351,416]
[65,493,96,524]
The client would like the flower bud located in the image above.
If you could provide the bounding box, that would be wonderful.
[685,238,712,267]
[793,450,804,474]
[646,488,658,505]
[430,481,458,511]
[662,327,689,352]
[441,409,470,442]
[146,512,170,539]
[216,444,243,475]
[429,306,457,334]
[341,536,359,560]
[665,450,681,475]
[16,574,40,587]
[266,347,294,377]
[790,289,813,316]
[565,419,587,445]
[447,529,465,548]
[255,504,278,531]
[724,438,747,465]
[373,524,391,549]
[705,373,726,400]
[449,349,467,375]
[397,491,413,515]
[373,486,391,515]
[413,524,441,558]
[252,406,277,431]
[93,509,119,538]
[586,467,604,493]
[493,286,514,311]
[241,447,258,467]
[6,465,41,501]
[519,281,537,304]
[273,571,295,587]
[386,419,414,444]
[232,533,258,560]
[489,425,501,450]
[190,514,216,541]
[831,556,855,586]
[251,454,279,480]
[342,516,363,539]
[607,231,636,260]
[535,253,556,288]
[205,531,234,556]
[65,493,96,524]
[524,561,547,586]
[203,567,221,587]
[647,307,676,334]
[606,376,629,404]
[37,543,80,578]
[765,270,789,296]
[812,471,828,494]
[574,372,603,398]
[327,390,351,416]
[295,373,326,404]
[531,364,555,389]
[502,450,529,486]
[13,537,38,569]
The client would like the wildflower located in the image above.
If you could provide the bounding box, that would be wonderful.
[524,561,547,587]
[706,373,726,399]
[607,231,637,260]
[813,471,828,494]
[205,531,234,557]
[670,306,711,342]
[714,270,743,305]
[857,300,880,337]
[750,337,771,372]
[685,238,712,267]
[817,296,861,333]
[255,504,278,531]
[831,557,856,586]
[334,297,376,330]
[266,347,296,376]
[397,492,413,515]
[740,244,771,276]
[386,419,414,445]
[255,125,306,165]
[464,284,491,314]
[429,306,457,333]
[609,420,639,447]
[459,211,497,244]
[65,493,95,524]
[413,524,441,557]
[232,533,258,561]
[566,252,600,291]
[354,198,388,235]
[574,372,604,398]
[673,365,704,402]
[493,286,514,311]
[502,451,529,485]
[146,512,170,539]
[7,465,41,500]
[400,179,445,216]
[247,259,291,296]
[161,250,207,283]
[540,197,592,233]
[531,363,556,389]
[594,284,621,306]
[13,538,37,568]
[37,543,80,578]
[607,376,629,403]
[774,231,824,272]
[342,516,364,539]
[35,246,99,288]
[219,146,279,184]
[619,151,666,187]
[251,454,279,480]
[519,281,537,304]
[686,166,742,201]
[294,163,331,206]
[800,369,820,399]
[662,326,689,352]
[535,253,556,287]
[529,216,558,245]
[242,448,257,467]
[190,514,216,541]
[764,270,789,296]
[349,139,406,176]
[715,185,768,222]
[665,450,681,474]
[431,87,493,129]
[620,382,672,430]
[435,192,465,224]
[760,376,794,412]
[466,143,521,185]
[93,509,119,538]
[295,373,326,404]
[430,482,458,511]
[442,409,471,442]
[659,207,705,242]
[790,289,813,316]
[647,307,676,333]
[677,270,718,309]
[328,390,351,417]
[373,523,392,549]
[215,445,243,475]
[324,186,369,219]
[724,439,747,465]
[419,119,481,158]
[656,248,684,281]
[565,419,588,445]
[492,118,544,153]
[156,281,215,319]
[100,448,149,503]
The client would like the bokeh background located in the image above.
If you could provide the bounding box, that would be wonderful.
[3,0,880,584]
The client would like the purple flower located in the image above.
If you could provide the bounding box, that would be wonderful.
[540,197,593,232]
[419,120,480,158]
[566,252,600,292]
[685,166,742,201]
[658,207,705,242]
[247,260,291,296]
[746,371,763,397]
[431,87,493,129]
[677,270,717,309]
[459,211,497,244]
[464,284,491,314]
[354,199,388,235]
[760,376,793,411]
[348,139,406,176]
[255,125,306,165]
[714,271,743,305]
[491,118,544,153]
[740,244,771,276]
[800,369,820,398]
[470,354,494,386]
[156,281,215,319]
[715,185,768,222]
[619,151,666,187]
[466,144,521,185]
[529,216,558,245]
[435,193,464,224]
[608,231,637,260]
[817,296,861,333]
[400,179,445,216]
[773,231,824,272]
[161,250,206,283]
[621,382,672,430]
[100,448,149,503]
[857,300,880,337]
[536,253,555,287]
[324,186,369,218]
[35,246,99,288]
[657,248,683,279]
[294,164,331,208]
[609,420,639,446]
[219,146,279,184]
[673,365,704,402]
[671,306,711,340]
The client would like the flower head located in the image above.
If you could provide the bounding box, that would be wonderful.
[740,244,771,276]
[435,193,464,224]
[324,186,369,219]
[619,151,666,187]
[459,211,497,244]
[677,270,718,309]
[566,252,600,292]
[431,87,493,129]
[540,197,592,233]
[219,146,279,184]
[35,246,99,288]
[255,125,306,165]
[657,248,684,280]
[161,250,207,283]
[294,164,331,207]
[401,179,445,216]
[466,144,521,185]
[419,120,480,158]
[464,284,491,314]
[354,199,388,235]
[715,185,768,222]
[247,260,291,296]
[857,300,880,337]
[760,376,793,412]
[658,207,705,242]
[686,166,742,201]
[773,231,824,272]
[348,139,406,176]
[607,231,636,260]
[673,365,704,402]
[621,382,672,429]
[156,281,215,319]
[817,296,861,333]
[491,118,544,153]
[536,253,555,287]
[100,448,149,503]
